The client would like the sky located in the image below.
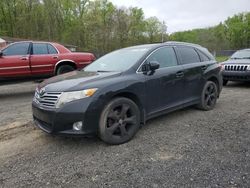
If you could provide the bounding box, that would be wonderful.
[109,0,250,33]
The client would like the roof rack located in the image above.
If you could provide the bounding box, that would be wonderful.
[165,41,202,48]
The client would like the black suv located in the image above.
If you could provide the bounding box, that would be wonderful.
[222,49,250,85]
[32,42,223,144]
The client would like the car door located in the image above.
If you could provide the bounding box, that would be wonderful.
[175,46,206,102]
[140,46,185,116]
[30,43,59,75]
[0,42,31,77]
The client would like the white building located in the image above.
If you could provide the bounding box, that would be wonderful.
[0,38,6,49]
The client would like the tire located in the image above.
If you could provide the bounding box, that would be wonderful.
[197,81,218,111]
[99,97,141,145]
[223,79,228,86]
[56,65,75,75]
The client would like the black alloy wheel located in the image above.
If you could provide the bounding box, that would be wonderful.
[99,97,140,145]
[197,81,218,111]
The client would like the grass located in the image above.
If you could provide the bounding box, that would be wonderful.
[216,56,229,63]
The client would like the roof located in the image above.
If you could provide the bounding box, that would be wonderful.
[125,43,161,49]
[124,41,205,50]
[165,41,202,48]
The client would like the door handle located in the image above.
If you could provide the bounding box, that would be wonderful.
[176,71,184,78]
[201,65,208,71]
[20,56,28,60]
[52,56,59,59]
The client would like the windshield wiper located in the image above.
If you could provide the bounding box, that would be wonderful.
[96,70,111,72]
[231,57,242,59]
[231,57,250,60]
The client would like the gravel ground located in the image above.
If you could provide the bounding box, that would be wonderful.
[0,82,250,188]
[0,81,37,127]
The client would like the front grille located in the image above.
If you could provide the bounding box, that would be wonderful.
[224,75,250,80]
[34,91,62,108]
[225,65,249,71]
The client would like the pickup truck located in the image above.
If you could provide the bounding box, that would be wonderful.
[0,41,95,78]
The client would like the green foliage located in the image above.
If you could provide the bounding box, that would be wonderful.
[0,0,167,55]
[0,1,248,54]
[216,56,229,62]
[170,12,250,52]
[225,13,250,49]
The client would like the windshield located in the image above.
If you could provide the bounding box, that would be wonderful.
[84,47,150,72]
[231,50,250,59]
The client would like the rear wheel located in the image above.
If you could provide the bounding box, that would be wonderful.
[99,97,140,145]
[56,65,75,75]
[223,79,228,86]
[197,81,218,111]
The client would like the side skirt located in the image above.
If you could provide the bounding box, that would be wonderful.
[145,99,200,122]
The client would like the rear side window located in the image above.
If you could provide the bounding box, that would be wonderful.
[197,50,210,62]
[147,47,178,68]
[33,43,48,55]
[48,44,58,54]
[2,43,30,56]
[177,46,200,64]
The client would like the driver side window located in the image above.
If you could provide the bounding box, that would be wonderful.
[2,43,30,56]
[147,47,178,68]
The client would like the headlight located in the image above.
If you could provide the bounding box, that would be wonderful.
[247,66,250,71]
[56,88,98,108]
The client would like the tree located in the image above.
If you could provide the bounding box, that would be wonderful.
[145,17,163,43]
[170,12,250,52]
[1,0,248,54]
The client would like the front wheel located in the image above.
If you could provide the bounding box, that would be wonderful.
[99,97,141,145]
[197,81,218,111]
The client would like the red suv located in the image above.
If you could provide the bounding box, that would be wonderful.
[0,41,95,78]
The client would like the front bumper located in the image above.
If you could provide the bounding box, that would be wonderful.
[222,71,250,81]
[32,97,100,136]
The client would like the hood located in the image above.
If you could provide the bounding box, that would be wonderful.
[38,71,121,92]
[222,59,250,65]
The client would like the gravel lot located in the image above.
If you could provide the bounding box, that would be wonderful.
[0,81,250,188]
[0,81,37,127]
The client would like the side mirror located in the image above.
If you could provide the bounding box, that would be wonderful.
[141,61,160,73]
[148,61,160,71]
[0,50,3,57]
[141,64,149,72]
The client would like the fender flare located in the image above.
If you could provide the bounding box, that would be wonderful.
[54,59,77,74]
